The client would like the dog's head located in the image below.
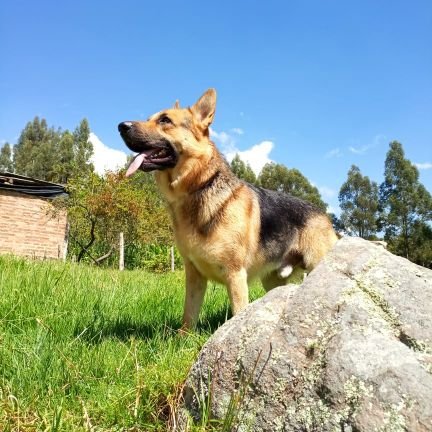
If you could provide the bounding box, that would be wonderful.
[119,89,216,176]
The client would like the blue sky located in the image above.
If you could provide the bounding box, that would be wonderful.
[1,0,431,213]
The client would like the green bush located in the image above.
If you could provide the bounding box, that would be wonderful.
[125,243,183,272]
[68,240,183,273]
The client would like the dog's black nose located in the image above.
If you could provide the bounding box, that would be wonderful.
[118,122,133,133]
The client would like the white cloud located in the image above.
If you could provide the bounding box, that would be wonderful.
[209,128,237,153]
[225,141,274,176]
[349,145,367,155]
[349,134,387,155]
[319,186,337,199]
[327,205,341,216]
[211,127,274,175]
[89,132,128,175]
[231,128,244,135]
[325,148,342,159]
[214,131,232,145]
[414,162,432,170]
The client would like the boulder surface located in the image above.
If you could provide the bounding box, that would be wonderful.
[180,237,432,431]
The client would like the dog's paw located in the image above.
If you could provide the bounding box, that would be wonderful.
[177,326,193,337]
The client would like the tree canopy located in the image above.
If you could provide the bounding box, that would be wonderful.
[258,162,327,211]
[379,141,432,260]
[5,117,432,269]
[230,154,257,184]
[339,165,380,239]
[11,116,93,183]
[0,142,13,172]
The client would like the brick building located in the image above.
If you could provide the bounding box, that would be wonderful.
[0,172,68,259]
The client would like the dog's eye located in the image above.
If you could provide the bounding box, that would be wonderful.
[158,115,173,125]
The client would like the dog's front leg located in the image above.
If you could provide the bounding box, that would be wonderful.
[226,268,249,315]
[181,259,207,331]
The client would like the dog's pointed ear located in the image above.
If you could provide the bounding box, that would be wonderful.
[173,100,180,109]
[191,88,216,129]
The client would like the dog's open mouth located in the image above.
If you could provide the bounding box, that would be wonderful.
[118,121,178,175]
[126,144,177,176]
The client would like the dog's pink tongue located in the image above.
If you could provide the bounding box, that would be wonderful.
[126,153,146,177]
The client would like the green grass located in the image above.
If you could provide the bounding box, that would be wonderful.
[0,255,265,431]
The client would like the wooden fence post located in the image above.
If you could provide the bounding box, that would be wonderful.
[119,232,124,271]
[170,246,175,272]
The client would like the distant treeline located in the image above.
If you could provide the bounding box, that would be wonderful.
[1,117,431,269]
[232,141,432,268]
[0,116,93,184]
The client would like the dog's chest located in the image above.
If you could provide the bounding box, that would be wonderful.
[189,255,226,283]
[173,221,227,282]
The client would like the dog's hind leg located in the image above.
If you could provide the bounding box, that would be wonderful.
[261,270,288,292]
[261,266,306,291]
[226,268,249,315]
[300,214,338,271]
[181,260,208,331]
[261,251,304,291]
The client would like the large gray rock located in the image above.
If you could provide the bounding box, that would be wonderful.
[179,237,432,431]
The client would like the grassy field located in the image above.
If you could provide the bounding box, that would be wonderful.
[0,255,264,431]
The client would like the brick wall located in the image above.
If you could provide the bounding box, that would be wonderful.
[0,190,68,259]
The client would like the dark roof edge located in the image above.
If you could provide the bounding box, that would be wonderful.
[0,172,68,198]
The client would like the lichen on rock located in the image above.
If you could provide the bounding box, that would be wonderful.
[180,237,432,431]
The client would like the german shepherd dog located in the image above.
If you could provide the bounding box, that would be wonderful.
[118,89,338,330]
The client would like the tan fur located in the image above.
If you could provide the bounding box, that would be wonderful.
[122,89,338,330]
[299,215,339,270]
